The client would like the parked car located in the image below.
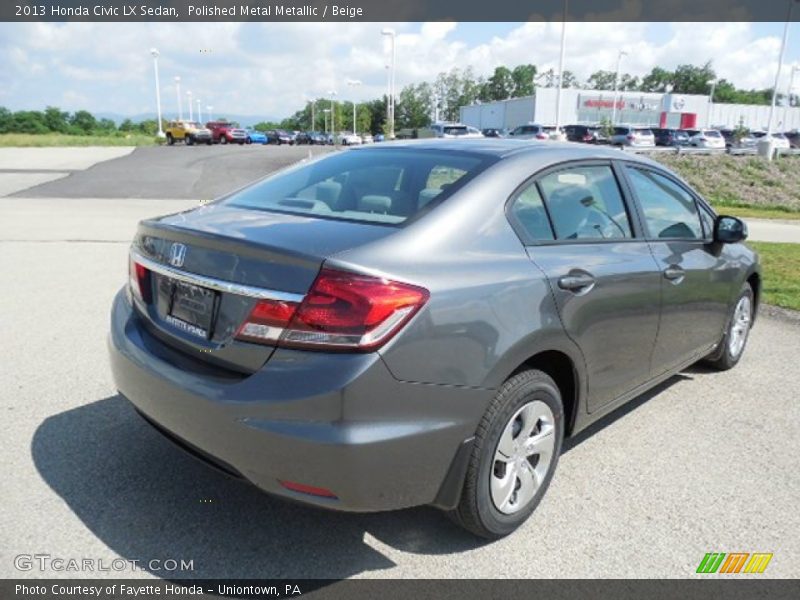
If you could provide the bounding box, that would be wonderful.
[508,124,559,141]
[564,124,608,144]
[719,129,758,149]
[374,133,385,142]
[112,140,759,539]
[361,133,374,144]
[685,129,726,150]
[266,130,295,145]
[751,131,791,150]
[609,126,656,147]
[295,132,313,145]
[164,120,212,146]
[206,121,246,145]
[651,128,689,147]
[784,130,800,149]
[428,122,484,138]
[245,129,268,145]
[335,131,362,146]
[481,128,506,138]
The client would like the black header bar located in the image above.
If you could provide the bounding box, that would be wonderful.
[4,0,800,22]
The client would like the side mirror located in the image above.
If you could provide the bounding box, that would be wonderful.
[715,215,748,244]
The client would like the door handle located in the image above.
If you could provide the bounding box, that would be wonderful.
[558,272,596,292]
[663,265,685,282]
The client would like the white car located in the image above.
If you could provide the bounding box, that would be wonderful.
[335,132,362,146]
[428,122,482,138]
[686,129,726,149]
[752,131,791,150]
[361,133,374,144]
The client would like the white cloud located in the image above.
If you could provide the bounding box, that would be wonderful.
[0,21,797,118]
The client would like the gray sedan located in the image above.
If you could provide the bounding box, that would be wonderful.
[109,139,760,538]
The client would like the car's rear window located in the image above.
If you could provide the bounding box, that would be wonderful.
[704,130,722,137]
[225,148,494,225]
[634,128,653,135]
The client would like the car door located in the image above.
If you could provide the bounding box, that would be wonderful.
[622,165,730,374]
[509,161,662,412]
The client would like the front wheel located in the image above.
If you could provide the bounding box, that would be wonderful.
[185,135,194,146]
[705,283,754,371]
[449,369,563,539]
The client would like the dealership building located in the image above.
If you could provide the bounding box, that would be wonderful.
[459,87,800,132]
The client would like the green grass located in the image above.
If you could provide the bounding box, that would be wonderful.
[711,203,800,221]
[0,133,159,147]
[748,242,800,311]
[653,153,800,220]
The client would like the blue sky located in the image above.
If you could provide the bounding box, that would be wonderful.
[1,21,799,119]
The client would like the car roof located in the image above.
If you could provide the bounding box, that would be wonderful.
[357,138,660,165]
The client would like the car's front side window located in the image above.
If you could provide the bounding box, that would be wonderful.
[626,167,703,240]
[537,165,633,240]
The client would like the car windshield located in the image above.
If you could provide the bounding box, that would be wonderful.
[225,148,494,225]
[704,130,722,137]
[443,126,468,135]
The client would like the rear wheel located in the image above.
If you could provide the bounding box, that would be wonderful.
[705,283,754,371]
[166,133,174,145]
[449,369,563,539]
[186,135,194,146]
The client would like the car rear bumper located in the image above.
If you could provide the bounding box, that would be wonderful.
[108,289,490,511]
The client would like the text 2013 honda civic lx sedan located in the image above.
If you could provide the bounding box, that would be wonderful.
[109,139,760,538]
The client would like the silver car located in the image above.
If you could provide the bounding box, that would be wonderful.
[110,140,759,538]
[610,126,656,147]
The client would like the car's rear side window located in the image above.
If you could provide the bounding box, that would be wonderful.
[509,183,555,242]
[537,165,633,240]
[226,149,493,225]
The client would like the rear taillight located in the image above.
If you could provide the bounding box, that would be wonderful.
[627,134,635,140]
[582,134,593,141]
[235,268,429,351]
[128,256,151,303]
[536,133,548,140]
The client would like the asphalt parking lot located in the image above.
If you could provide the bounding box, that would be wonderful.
[1,145,799,580]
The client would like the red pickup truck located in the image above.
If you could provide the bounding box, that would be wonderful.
[206,121,248,145]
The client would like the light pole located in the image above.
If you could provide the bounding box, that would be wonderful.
[323,108,330,134]
[207,105,213,121]
[150,48,164,137]
[381,28,396,139]
[764,0,799,159]
[187,90,193,121]
[785,65,800,131]
[196,99,202,124]
[174,76,182,120]
[706,78,718,128]
[611,49,628,127]
[347,79,362,134]
[310,99,316,131]
[553,0,568,139]
[329,90,337,138]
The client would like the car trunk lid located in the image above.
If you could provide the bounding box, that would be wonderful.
[129,203,394,374]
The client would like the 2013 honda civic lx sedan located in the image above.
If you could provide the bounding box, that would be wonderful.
[109,139,760,538]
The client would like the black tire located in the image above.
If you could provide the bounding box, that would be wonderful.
[206,140,212,146]
[246,138,252,144]
[448,369,564,539]
[166,133,174,145]
[186,135,194,146]
[704,283,754,371]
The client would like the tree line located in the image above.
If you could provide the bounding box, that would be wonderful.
[1,62,789,137]
[259,61,787,133]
